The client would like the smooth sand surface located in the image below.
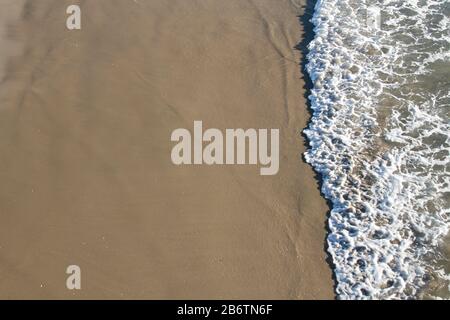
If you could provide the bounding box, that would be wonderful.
[0,0,334,299]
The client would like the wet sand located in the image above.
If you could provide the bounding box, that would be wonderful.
[0,0,334,299]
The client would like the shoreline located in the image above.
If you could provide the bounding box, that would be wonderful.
[0,0,334,299]
[302,0,450,299]
[296,0,338,297]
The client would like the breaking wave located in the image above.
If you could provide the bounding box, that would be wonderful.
[304,0,450,299]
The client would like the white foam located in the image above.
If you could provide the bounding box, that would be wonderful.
[305,0,450,299]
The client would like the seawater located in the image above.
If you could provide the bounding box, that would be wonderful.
[304,0,450,299]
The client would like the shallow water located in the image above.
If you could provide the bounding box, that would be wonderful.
[305,0,450,299]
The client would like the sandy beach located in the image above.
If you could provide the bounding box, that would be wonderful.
[0,0,333,299]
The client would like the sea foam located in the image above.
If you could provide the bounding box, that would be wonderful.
[304,0,450,299]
